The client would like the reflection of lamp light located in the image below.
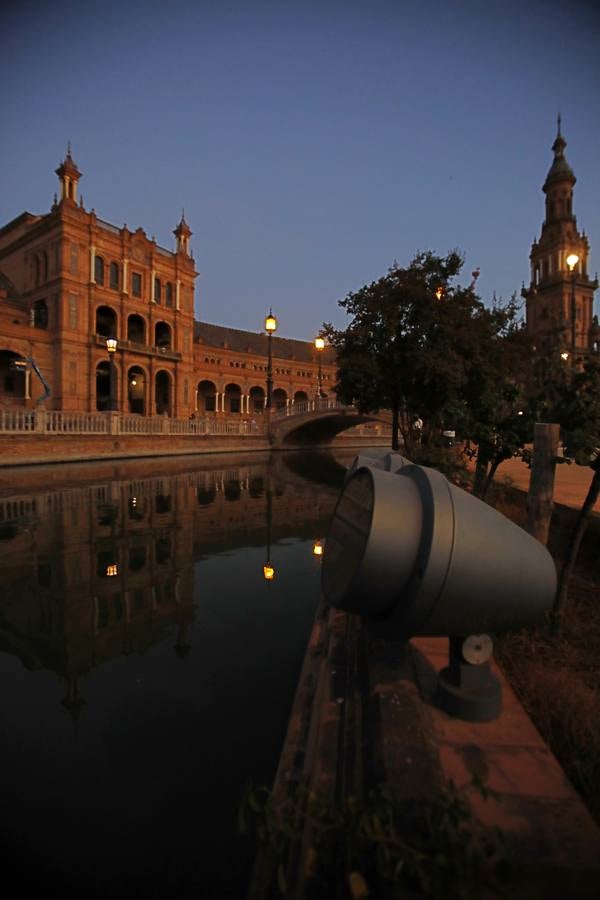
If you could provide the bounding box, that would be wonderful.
[131,378,137,386]
[313,540,324,557]
[435,287,444,301]
[131,497,137,506]
[106,563,118,577]
[263,460,275,581]
[561,351,570,361]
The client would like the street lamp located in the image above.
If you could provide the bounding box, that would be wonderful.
[314,335,325,400]
[106,337,118,411]
[265,309,277,410]
[566,252,579,357]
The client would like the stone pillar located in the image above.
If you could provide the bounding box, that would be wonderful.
[35,408,47,433]
[109,411,120,435]
[90,246,96,283]
[123,258,129,294]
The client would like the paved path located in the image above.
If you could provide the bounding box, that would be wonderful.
[486,455,600,514]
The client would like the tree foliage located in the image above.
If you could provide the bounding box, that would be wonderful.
[324,251,527,463]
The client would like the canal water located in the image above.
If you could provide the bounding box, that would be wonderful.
[0,448,357,898]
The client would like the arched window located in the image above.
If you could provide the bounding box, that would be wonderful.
[33,299,49,329]
[109,262,119,290]
[155,370,171,416]
[249,385,265,413]
[225,383,241,414]
[165,282,173,307]
[272,388,287,411]
[95,255,105,286]
[95,305,118,338]
[155,321,171,350]
[154,277,161,303]
[197,380,216,413]
[127,314,146,343]
[127,365,146,414]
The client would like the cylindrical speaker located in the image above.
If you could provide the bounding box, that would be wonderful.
[322,464,556,637]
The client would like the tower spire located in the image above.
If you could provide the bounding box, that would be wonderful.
[55,144,82,204]
[174,210,192,255]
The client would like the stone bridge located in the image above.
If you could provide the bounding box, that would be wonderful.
[268,398,390,448]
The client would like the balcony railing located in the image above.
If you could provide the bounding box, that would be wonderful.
[94,334,182,361]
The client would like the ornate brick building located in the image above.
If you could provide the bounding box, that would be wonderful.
[522,119,599,359]
[0,149,336,416]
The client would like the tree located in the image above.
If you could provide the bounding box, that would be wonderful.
[323,251,520,458]
[531,355,600,628]
[460,307,535,499]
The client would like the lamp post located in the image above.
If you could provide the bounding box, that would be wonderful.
[265,309,277,410]
[106,337,118,411]
[314,335,325,401]
[566,252,579,359]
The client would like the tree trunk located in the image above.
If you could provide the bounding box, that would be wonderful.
[391,396,400,451]
[480,455,502,501]
[552,465,600,633]
[473,452,489,498]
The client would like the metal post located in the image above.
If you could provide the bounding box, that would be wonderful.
[108,354,117,411]
[571,269,576,356]
[317,352,322,400]
[266,331,273,410]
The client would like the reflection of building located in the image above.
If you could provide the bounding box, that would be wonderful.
[0,150,337,414]
[0,456,339,713]
[523,120,599,358]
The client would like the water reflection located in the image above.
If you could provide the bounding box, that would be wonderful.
[0,449,352,897]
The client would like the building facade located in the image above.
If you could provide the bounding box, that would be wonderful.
[522,119,599,358]
[0,150,337,416]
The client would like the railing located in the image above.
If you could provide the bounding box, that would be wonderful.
[45,411,110,433]
[0,408,263,437]
[272,398,353,419]
[96,218,121,235]
[94,334,182,361]
[120,415,165,434]
[0,409,36,431]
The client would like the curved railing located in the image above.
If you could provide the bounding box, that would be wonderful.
[271,398,354,419]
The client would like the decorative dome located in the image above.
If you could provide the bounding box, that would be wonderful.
[543,117,575,191]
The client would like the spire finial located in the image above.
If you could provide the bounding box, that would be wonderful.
[557,112,562,137]
[67,140,71,157]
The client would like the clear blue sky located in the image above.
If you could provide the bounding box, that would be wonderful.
[1,0,599,341]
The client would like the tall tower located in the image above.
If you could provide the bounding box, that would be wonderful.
[522,118,598,358]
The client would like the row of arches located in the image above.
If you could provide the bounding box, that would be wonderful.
[96,306,172,350]
[196,381,318,414]
[96,363,171,414]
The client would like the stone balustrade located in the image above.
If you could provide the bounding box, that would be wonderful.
[0,409,263,437]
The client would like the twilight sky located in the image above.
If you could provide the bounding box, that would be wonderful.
[1,0,599,341]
